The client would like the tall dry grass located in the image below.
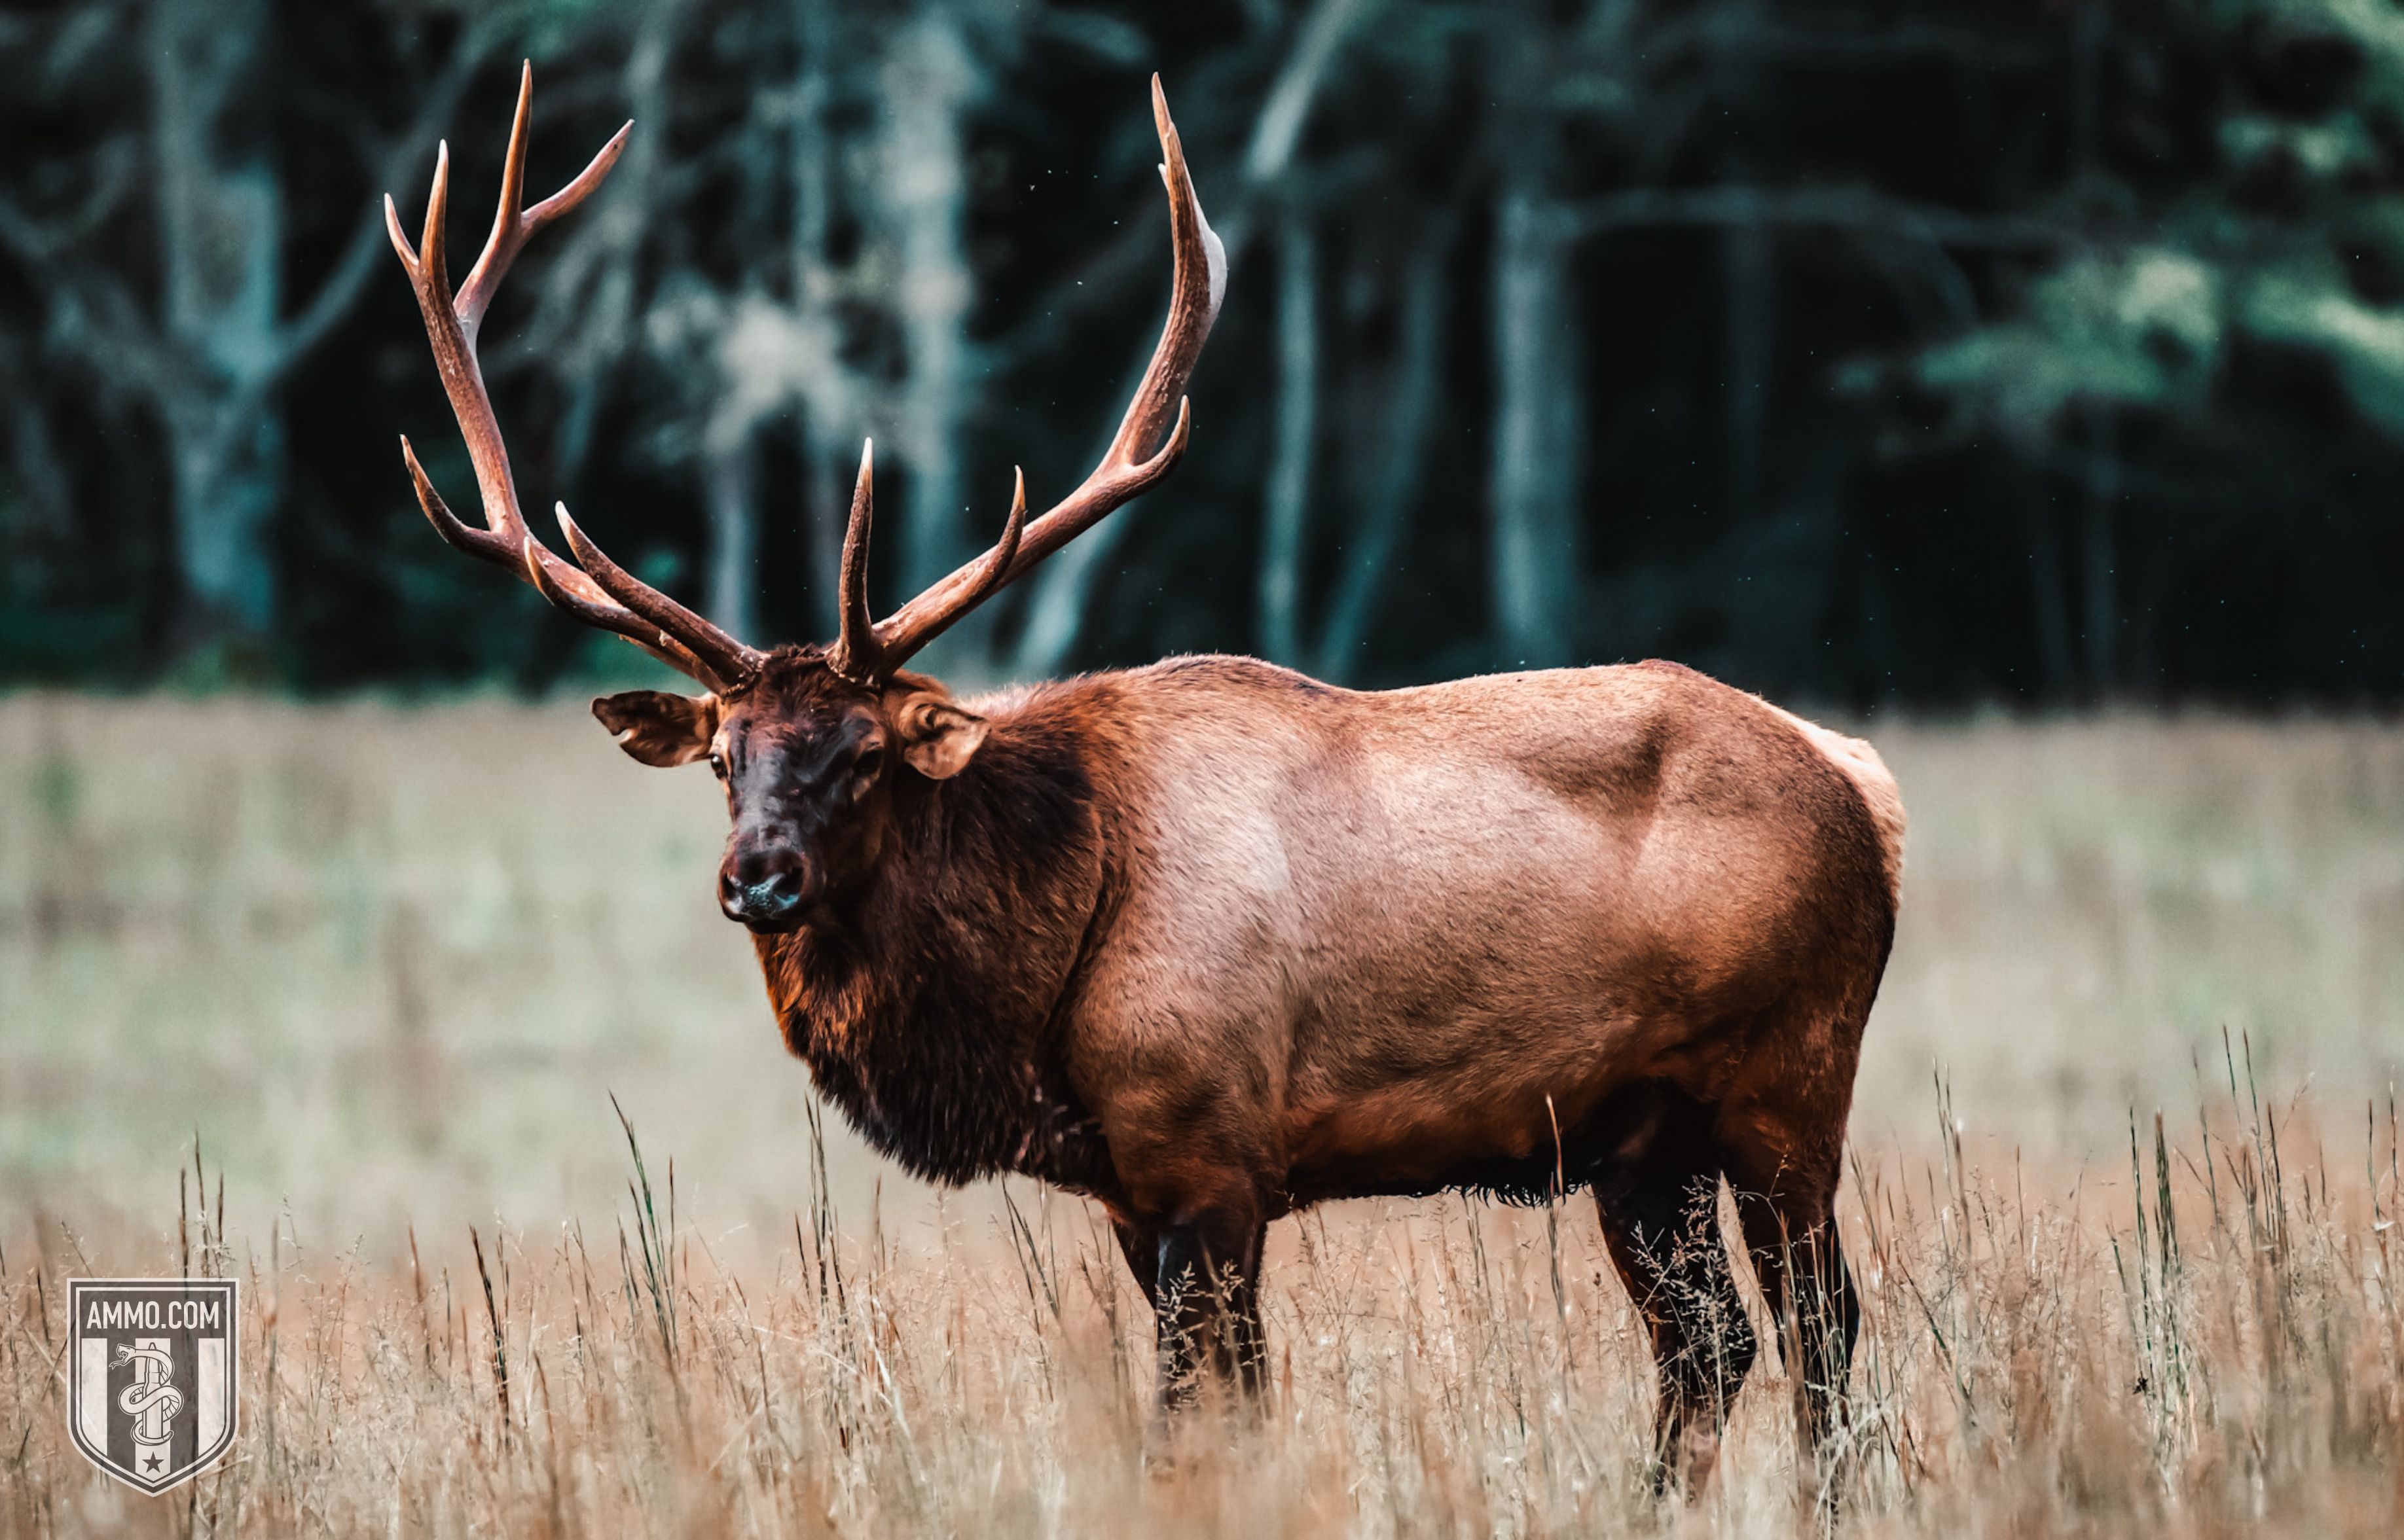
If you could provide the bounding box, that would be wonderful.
[1,696,2401,1534]
[2,1067,2397,1535]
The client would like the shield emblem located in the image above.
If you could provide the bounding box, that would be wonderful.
[66,1280,239,1494]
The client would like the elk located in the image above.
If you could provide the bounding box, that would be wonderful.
[388,67,1905,1492]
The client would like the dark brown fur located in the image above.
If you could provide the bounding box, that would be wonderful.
[746,663,1119,1191]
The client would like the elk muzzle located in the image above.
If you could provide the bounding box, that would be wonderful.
[719,841,814,932]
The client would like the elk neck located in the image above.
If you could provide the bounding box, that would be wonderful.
[748,681,1123,1192]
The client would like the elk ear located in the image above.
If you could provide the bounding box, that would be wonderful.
[892,694,988,780]
[592,690,720,768]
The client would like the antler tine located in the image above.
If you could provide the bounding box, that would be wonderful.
[388,134,529,561]
[973,467,1030,609]
[388,62,759,691]
[1104,75,1224,469]
[457,62,632,338]
[520,535,723,687]
[399,432,513,567]
[860,75,1224,675]
[420,141,454,292]
[828,440,881,681]
[407,435,716,683]
[556,505,758,683]
[822,455,1026,681]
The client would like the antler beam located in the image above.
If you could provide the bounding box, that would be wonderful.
[388,62,762,692]
[825,75,1224,681]
[393,70,1218,693]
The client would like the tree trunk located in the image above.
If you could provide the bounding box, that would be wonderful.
[551,1,682,500]
[883,14,979,663]
[1721,187,1772,526]
[1317,230,1449,681]
[704,428,761,643]
[790,0,849,634]
[144,0,470,646]
[1259,215,1319,664]
[1007,494,1132,679]
[1487,188,1582,670]
[166,402,284,643]
[1009,0,1367,681]
[2081,404,2119,700]
[2020,473,2077,700]
[0,332,75,560]
[153,0,285,639]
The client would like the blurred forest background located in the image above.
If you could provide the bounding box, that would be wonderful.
[2,0,2401,703]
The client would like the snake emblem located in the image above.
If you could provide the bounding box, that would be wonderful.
[113,1342,183,1448]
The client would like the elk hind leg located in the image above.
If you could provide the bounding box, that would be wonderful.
[1590,1082,1757,1495]
[1722,1105,1861,1505]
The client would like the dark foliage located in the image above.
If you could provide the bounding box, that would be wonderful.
[1,0,2396,706]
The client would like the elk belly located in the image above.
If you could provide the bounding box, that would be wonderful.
[1281,1078,1612,1206]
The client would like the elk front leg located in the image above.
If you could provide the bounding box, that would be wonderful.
[1089,1012,1281,1435]
[1123,1210,1267,1435]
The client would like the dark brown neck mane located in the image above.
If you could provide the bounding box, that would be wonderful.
[751,688,1120,1191]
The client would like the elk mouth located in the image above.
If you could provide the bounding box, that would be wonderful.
[731,907,809,937]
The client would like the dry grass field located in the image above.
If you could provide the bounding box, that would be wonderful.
[1,694,2400,1535]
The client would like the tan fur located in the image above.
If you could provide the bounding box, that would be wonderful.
[1764,701,1906,909]
[983,656,1902,1225]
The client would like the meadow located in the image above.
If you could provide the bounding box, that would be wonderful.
[1,694,2399,1535]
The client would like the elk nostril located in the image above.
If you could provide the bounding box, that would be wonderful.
[720,851,807,920]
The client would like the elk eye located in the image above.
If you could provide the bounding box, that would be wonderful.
[708,752,727,779]
[851,745,884,791]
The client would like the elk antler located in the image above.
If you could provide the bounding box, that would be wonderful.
[387,62,764,692]
[826,75,1225,682]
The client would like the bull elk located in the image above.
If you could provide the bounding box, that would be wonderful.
[388,67,1904,1491]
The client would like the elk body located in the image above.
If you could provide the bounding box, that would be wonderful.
[390,69,1904,1491]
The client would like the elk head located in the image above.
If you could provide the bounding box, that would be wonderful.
[390,65,1222,932]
